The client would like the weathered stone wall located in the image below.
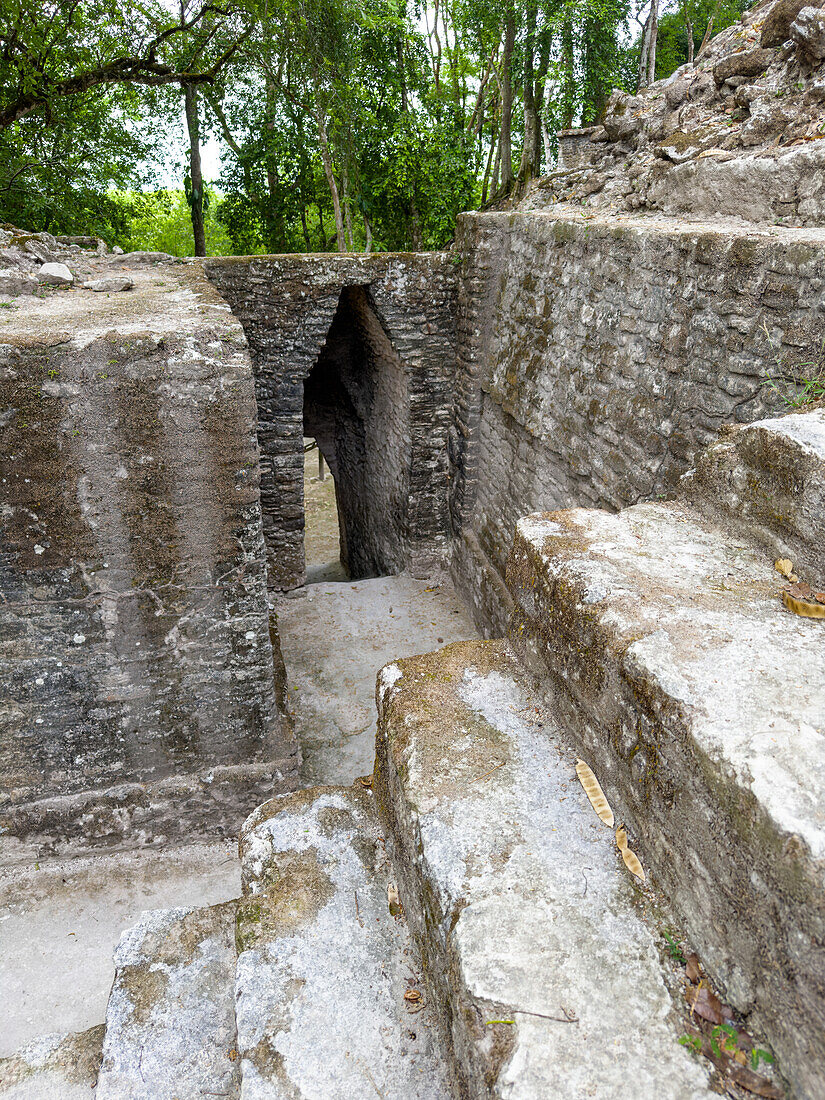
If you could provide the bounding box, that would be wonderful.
[450,208,825,631]
[205,253,457,590]
[0,265,299,856]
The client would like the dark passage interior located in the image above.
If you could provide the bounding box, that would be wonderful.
[303,285,411,580]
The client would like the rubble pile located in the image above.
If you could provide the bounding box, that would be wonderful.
[0,225,171,297]
[525,0,825,224]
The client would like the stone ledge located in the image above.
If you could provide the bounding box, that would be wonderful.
[236,785,449,1098]
[375,639,715,1099]
[96,903,239,1100]
[506,504,825,1100]
[684,407,825,585]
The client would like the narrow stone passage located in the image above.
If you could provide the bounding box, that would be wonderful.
[277,579,478,786]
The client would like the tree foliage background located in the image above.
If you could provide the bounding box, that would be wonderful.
[0,0,750,255]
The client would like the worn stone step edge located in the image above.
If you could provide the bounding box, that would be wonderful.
[506,503,824,1100]
[0,1025,104,1098]
[235,786,450,1099]
[375,639,717,1100]
[683,408,825,584]
[96,902,240,1100]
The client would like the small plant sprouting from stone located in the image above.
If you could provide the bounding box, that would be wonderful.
[679,1025,774,1073]
[762,324,825,409]
[661,927,686,965]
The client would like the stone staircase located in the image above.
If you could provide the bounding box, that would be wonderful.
[5,407,822,1099]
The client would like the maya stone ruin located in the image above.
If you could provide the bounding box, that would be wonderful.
[1,1,825,1097]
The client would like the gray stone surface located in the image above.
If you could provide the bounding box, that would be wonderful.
[109,251,174,264]
[0,1027,103,1098]
[96,903,240,1100]
[236,786,449,1098]
[685,407,825,584]
[37,264,73,287]
[507,504,825,1100]
[0,841,240,1055]
[275,575,478,786]
[83,277,134,293]
[519,0,825,225]
[206,254,457,590]
[449,208,822,632]
[375,640,715,1099]
[0,262,298,853]
[791,5,825,56]
[0,270,37,296]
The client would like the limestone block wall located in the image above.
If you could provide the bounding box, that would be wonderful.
[206,253,457,590]
[451,208,825,631]
[0,267,299,855]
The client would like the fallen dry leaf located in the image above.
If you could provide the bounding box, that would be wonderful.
[575,759,614,826]
[615,825,646,882]
[685,953,701,983]
[355,774,373,789]
[691,984,731,1026]
[774,559,797,581]
[403,989,422,1003]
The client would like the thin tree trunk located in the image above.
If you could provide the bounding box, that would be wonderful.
[684,7,695,63]
[316,202,328,249]
[300,206,312,250]
[317,114,346,252]
[517,0,539,186]
[184,84,206,256]
[481,123,498,205]
[561,19,575,128]
[697,5,719,59]
[496,9,515,197]
[342,168,354,250]
[637,0,659,89]
[364,214,372,254]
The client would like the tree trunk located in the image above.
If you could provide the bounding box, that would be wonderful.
[684,8,695,63]
[637,0,659,90]
[497,9,516,197]
[300,206,312,250]
[342,167,354,250]
[516,0,539,187]
[317,114,346,252]
[561,19,576,129]
[184,84,206,257]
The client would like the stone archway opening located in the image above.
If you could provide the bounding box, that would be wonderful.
[302,285,411,582]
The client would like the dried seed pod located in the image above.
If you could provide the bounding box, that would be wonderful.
[575,759,615,827]
[782,590,825,619]
[616,825,646,882]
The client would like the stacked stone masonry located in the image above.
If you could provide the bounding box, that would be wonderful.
[205,253,457,590]
[450,208,825,631]
[0,263,299,856]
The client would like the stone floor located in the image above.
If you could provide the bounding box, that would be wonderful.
[277,576,479,786]
[0,842,240,1057]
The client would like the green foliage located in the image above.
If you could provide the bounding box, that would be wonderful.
[1,0,692,253]
[653,0,751,82]
[111,189,235,256]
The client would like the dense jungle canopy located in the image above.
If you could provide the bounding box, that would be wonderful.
[0,0,749,255]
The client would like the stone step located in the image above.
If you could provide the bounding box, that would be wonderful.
[506,502,825,1100]
[236,785,450,1099]
[96,903,240,1100]
[375,639,715,1099]
[0,1025,103,1098]
[683,407,825,584]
